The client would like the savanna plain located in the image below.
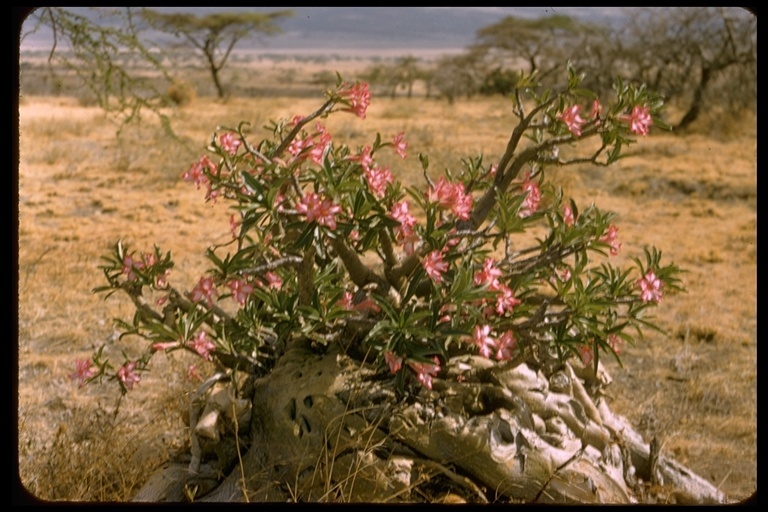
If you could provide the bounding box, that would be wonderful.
[17,56,756,502]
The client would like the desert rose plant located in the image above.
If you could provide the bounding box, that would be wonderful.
[77,65,682,399]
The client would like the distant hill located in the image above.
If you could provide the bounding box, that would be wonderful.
[18,7,630,57]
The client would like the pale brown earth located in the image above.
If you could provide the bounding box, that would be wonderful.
[16,57,756,502]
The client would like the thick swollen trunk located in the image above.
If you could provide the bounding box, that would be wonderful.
[134,343,728,504]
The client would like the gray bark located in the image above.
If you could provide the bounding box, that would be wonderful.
[134,344,727,504]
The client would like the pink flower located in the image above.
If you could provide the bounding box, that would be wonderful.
[489,164,498,177]
[600,224,622,256]
[142,252,157,267]
[182,155,216,189]
[274,192,287,212]
[190,276,218,308]
[494,330,518,361]
[390,201,417,228]
[549,266,572,285]
[518,172,541,218]
[391,200,424,252]
[400,231,421,256]
[71,359,95,387]
[122,253,144,282]
[296,192,342,230]
[637,270,663,303]
[151,341,179,352]
[349,145,374,173]
[390,200,418,246]
[559,105,586,137]
[563,204,575,227]
[156,270,170,289]
[408,357,440,389]
[205,183,222,204]
[288,135,313,159]
[351,296,381,313]
[495,284,522,316]
[337,291,355,310]
[309,123,332,165]
[472,325,495,358]
[438,304,454,324]
[474,257,503,290]
[364,165,393,197]
[452,194,473,221]
[219,132,241,156]
[230,214,240,238]
[591,99,602,120]
[227,279,254,306]
[392,132,407,158]
[117,361,141,390]
[342,292,385,315]
[427,177,458,209]
[384,351,403,374]
[264,271,283,289]
[340,81,371,119]
[623,105,652,136]
[577,345,593,367]
[422,250,449,283]
[427,177,472,220]
[608,334,623,354]
[190,331,216,361]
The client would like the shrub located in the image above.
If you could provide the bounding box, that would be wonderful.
[80,65,682,400]
[166,81,197,107]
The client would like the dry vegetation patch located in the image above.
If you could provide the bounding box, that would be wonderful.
[17,73,756,502]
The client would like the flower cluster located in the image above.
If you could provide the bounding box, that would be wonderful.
[637,270,663,303]
[390,201,420,255]
[471,325,518,361]
[219,132,241,155]
[117,361,141,390]
[422,250,449,283]
[427,177,473,220]
[407,358,441,389]
[190,276,218,308]
[518,172,541,218]
[297,192,343,230]
[339,81,371,119]
[71,359,95,387]
[560,105,586,136]
[624,105,653,136]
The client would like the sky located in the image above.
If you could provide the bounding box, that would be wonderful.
[18,7,634,57]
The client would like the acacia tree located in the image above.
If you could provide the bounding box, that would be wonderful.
[391,55,421,99]
[22,7,176,133]
[619,7,756,130]
[430,51,486,104]
[472,14,596,86]
[141,9,293,99]
[470,8,756,129]
[362,56,421,99]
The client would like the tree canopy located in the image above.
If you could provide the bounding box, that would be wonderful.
[472,14,597,81]
[141,9,293,98]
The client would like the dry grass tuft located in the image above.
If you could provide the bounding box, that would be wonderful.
[166,81,197,107]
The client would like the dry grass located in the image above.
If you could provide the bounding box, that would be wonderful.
[17,58,756,503]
